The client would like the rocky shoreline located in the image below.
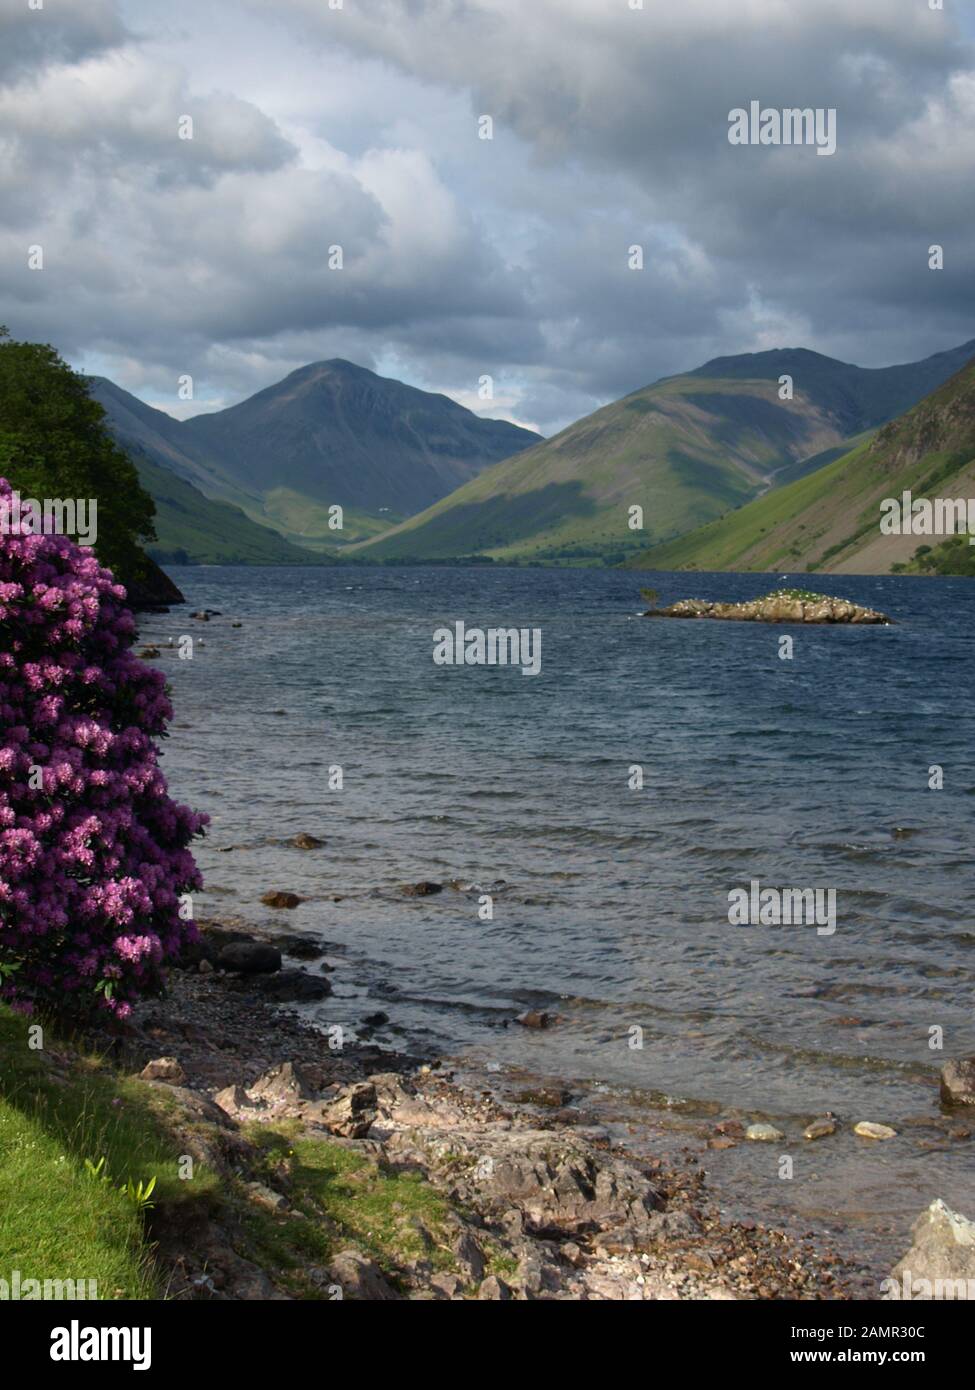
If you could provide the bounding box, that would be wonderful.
[98,918,888,1301]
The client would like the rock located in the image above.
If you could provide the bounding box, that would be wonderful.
[315,1082,378,1138]
[275,933,325,960]
[261,891,303,910]
[746,1123,784,1142]
[290,833,324,850]
[854,1121,897,1140]
[803,1118,837,1141]
[478,1274,514,1301]
[429,1272,465,1299]
[515,1010,553,1030]
[327,1250,401,1301]
[218,942,282,975]
[451,1230,486,1282]
[401,881,443,897]
[248,1061,316,1109]
[458,1131,661,1236]
[940,1058,975,1107]
[244,1181,288,1213]
[138,647,161,659]
[361,1011,389,1026]
[644,1210,701,1240]
[515,1086,571,1108]
[139,1056,185,1084]
[258,969,332,1003]
[887,1199,975,1298]
[213,1083,260,1118]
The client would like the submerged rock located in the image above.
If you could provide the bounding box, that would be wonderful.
[261,891,303,909]
[290,833,324,850]
[515,1010,554,1030]
[401,880,443,897]
[644,589,890,625]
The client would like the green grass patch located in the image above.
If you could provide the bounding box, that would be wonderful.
[0,1004,219,1299]
[239,1124,462,1296]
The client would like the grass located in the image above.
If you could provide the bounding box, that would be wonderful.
[0,1004,510,1301]
[239,1123,463,1297]
[0,1004,219,1299]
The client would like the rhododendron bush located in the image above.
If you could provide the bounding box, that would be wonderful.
[0,478,206,1019]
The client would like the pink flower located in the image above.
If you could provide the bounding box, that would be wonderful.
[0,477,207,1018]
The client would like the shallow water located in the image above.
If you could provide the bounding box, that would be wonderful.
[144,564,975,1276]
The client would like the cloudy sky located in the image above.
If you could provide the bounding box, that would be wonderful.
[2,0,973,434]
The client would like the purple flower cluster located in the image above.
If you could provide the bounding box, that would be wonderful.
[0,478,207,1019]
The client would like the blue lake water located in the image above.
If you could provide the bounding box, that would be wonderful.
[142,565,975,1274]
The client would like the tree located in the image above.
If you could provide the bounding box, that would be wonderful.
[0,328,157,586]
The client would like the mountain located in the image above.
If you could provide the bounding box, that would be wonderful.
[353,340,975,564]
[90,362,541,553]
[130,449,318,567]
[628,357,975,574]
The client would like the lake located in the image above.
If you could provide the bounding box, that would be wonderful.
[142,564,975,1276]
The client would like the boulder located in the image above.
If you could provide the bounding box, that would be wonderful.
[940,1058,975,1107]
[258,969,331,1002]
[218,942,282,975]
[887,1199,975,1298]
[459,1132,661,1236]
[248,1061,316,1109]
[314,1082,377,1138]
[401,881,443,897]
[290,833,324,850]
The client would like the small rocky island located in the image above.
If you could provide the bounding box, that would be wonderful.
[642,588,891,625]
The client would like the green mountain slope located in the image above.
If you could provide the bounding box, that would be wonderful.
[629,358,975,574]
[132,451,319,566]
[355,341,975,564]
